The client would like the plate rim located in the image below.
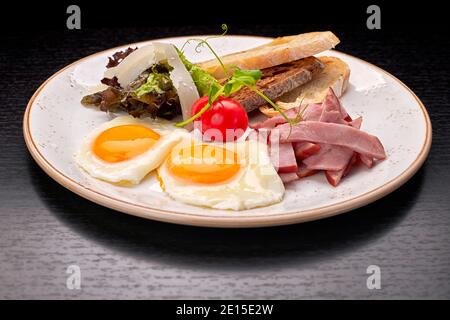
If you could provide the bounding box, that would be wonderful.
[23,35,432,228]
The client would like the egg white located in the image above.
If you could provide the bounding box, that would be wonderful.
[76,115,189,185]
[157,139,285,210]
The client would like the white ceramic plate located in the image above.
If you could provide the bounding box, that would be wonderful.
[23,36,431,228]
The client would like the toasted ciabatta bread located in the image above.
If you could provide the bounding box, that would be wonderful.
[197,32,340,79]
[259,56,350,117]
[229,57,324,113]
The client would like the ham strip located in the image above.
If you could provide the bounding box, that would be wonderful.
[253,87,384,187]
[303,144,354,171]
[297,164,318,178]
[319,111,348,124]
[350,116,363,129]
[319,89,348,124]
[269,131,298,173]
[320,116,363,185]
[293,142,321,160]
[301,94,358,172]
[302,103,323,121]
[277,121,386,160]
[321,87,349,120]
[325,153,358,187]
[359,154,374,168]
[274,143,298,173]
[279,173,299,184]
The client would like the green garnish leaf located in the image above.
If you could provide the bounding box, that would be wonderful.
[208,83,221,105]
[233,68,262,84]
[223,68,261,96]
[222,80,239,96]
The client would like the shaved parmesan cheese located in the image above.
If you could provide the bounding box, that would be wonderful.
[159,44,199,123]
[104,45,158,88]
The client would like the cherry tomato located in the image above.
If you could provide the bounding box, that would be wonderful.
[191,96,248,142]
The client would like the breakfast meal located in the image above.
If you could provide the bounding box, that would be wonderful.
[77,29,386,211]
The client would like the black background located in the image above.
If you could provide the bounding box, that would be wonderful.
[1,0,450,299]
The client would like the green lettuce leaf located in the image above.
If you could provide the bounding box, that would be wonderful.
[134,73,165,96]
[133,61,174,97]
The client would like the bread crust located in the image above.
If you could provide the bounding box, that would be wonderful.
[197,31,340,79]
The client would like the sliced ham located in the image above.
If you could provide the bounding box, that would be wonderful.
[321,115,364,186]
[293,142,321,160]
[359,154,374,168]
[321,87,349,119]
[269,131,298,173]
[254,87,384,188]
[277,121,386,160]
[325,170,340,187]
[275,143,298,173]
[302,103,323,121]
[297,165,318,178]
[310,97,359,182]
[344,153,358,177]
[337,117,374,170]
[279,173,299,184]
[319,111,348,125]
[349,116,363,129]
[303,144,354,171]
[319,89,349,124]
[325,153,358,187]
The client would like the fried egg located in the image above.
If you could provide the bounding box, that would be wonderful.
[157,139,285,210]
[76,116,188,185]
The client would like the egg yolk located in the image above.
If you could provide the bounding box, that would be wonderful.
[93,125,160,163]
[167,144,240,184]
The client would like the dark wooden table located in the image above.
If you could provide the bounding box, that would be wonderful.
[1,23,449,299]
